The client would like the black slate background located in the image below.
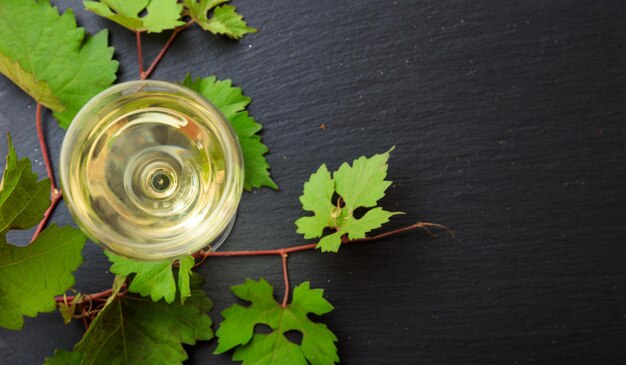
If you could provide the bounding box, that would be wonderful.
[1,0,626,364]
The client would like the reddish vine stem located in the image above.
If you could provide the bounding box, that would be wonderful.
[35,103,56,193]
[135,31,144,77]
[140,20,194,80]
[55,284,127,304]
[280,252,289,307]
[32,103,63,241]
[193,222,451,259]
[31,190,62,240]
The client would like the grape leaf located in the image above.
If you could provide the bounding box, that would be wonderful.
[0,224,86,330]
[177,255,195,303]
[0,0,118,128]
[106,251,195,304]
[295,150,402,252]
[58,293,82,325]
[0,136,50,239]
[186,2,257,39]
[184,0,228,22]
[294,164,335,240]
[215,278,339,365]
[73,281,213,365]
[182,74,277,190]
[0,139,86,330]
[0,54,62,111]
[44,350,83,365]
[84,0,185,33]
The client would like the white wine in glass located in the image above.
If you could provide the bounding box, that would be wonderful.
[60,81,244,260]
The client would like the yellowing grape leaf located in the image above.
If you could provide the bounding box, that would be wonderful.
[58,293,82,325]
[106,252,195,304]
[295,150,402,252]
[0,0,118,128]
[215,278,338,365]
[0,54,62,111]
[73,280,213,365]
[84,0,185,33]
[182,74,276,190]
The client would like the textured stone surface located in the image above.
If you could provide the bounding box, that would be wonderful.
[1,0,625,363]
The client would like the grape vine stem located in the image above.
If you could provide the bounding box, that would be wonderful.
[135,31,144,77]
[32,103,62,241]
[139,21,194,80]
[56,222,452,308]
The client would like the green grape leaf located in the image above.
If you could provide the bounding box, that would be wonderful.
[177,255,195,304]
[0,136,50,240]
[334,151,393,211]
[215,278,339,365]
[295,150,402,252]
[182,74,276,190]
[0,0,118,128]
[73,282,213,365]
[0,225,86,330]
[183,0,228,23]
[0,140,86,330]
[44,350,84,365]
[106,252,195,304]
[295,164,335,239]
[84,0,185,33]
[186,3,257,39]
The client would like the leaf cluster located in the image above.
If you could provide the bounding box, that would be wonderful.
[0,1,412,364]
[296,150,402,252]
[84,0,256,38]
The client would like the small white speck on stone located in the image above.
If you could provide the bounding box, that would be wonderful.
[248,44,252,48]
